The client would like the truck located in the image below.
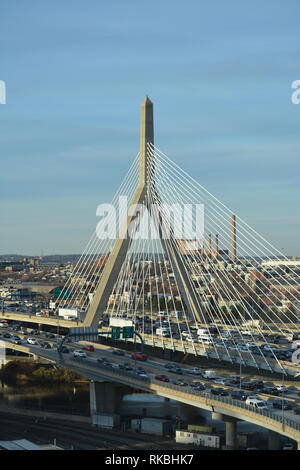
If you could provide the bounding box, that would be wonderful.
[132,418,173,436]
[58,308,79,320]
[156,327,170,337]
[92,413,120,429]
[202,369,217,379]
[197,328,210,336]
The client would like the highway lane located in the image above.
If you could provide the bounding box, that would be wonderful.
[1,324,300,414]
[1,309,300,377]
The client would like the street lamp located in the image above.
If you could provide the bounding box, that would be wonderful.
[239,362,242,390]
[281,369,286,425]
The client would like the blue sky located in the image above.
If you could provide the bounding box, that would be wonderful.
[0,0,299,255]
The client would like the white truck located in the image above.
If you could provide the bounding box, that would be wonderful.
[58,308,79,320]
[197,328,210,336]
[202,370,217,379]
[156,327,170,337]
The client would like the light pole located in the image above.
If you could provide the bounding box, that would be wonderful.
[281,369,285,425]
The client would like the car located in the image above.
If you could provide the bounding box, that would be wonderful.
[11,335,21,341]
[171,379,189,386]
[194,384,206,391]
[2,332,12,339]
[131,352,148,361]
[186,367,202,375]
[82,344,94,352]
[275,384,288,392]
[117,363,128,370]
[190,382,205,390]
[102,361,113,368]
[121,362,133,370]
[30,330,40,336]
[282,442,294,450]
[73,350,87,358]
[241,381,257,391]
[272,399,293,410]
[26,337,39,345]
[263,386,280,396]
[168,367,183,375]
[293,406,300,415]
[136,371,148,378]
[230,390,249,401]
[245,397,268,409]
[210,388,229,396]
[60,346,69,353]
[39,341,51,349]
[227,376,241,385]
[164,362,177,369]
[112,349,125,356]
[213,378,229,385]
[11,338,22,345]
[155,375,170,382]
[45,333,55,339]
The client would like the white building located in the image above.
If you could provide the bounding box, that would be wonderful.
[175,430,221,448]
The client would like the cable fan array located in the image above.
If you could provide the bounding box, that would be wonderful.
[56,144,300,372]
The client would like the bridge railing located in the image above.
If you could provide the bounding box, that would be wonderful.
[68,359,300,435]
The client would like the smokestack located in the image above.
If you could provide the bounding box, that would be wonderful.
[215,234,219,255]
[230,214,237,262]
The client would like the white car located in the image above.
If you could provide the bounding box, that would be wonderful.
[213,378,228,385]
[275,384,288,392]
[136,372,148,378]
[282,442,294,450]
[26,337,39,345]
[188,367,202,375]
[245,397,268,410]
[73,350,87,358]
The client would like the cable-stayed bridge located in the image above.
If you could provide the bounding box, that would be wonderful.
[51,97,300,376]
[1,98,295,374]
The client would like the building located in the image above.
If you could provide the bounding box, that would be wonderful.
[175,429,221,448]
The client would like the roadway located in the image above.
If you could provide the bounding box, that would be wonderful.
[1,310,300,377]
[1,325,300,445]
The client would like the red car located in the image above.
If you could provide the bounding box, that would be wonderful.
[131,352,148,361]
[155,375,169,382]
[83,344,94,352]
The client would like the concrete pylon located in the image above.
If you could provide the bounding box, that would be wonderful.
[84,98,207,327]
[84,99,151,326]
[212,412,238,449]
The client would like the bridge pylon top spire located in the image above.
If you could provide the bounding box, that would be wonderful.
[139,96,154,188]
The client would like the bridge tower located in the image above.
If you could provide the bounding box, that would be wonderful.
[84,97,206,327]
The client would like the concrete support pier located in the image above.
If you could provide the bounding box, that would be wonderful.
[212,412,238,449]
[268,430,280,450]
[89,380,130,414]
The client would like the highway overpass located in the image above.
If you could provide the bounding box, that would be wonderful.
[1,337,300,449]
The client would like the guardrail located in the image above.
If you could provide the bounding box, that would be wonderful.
[65,358,300,438]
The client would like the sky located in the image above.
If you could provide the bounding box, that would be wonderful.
[0,0,299,256]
